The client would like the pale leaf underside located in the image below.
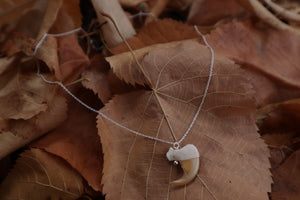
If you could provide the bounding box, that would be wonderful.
[98,41,272,200]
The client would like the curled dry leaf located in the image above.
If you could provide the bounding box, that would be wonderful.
[32,85,103,191]
[119,0,146,8]
[60,0,82,29]
[263,0,300,23]
[108,40,188,86]
[35,1,86,82]
[1,0,85,82]
[0,148,84,200]
[35,0,63,40]
[112,19,198,54]
[56,34,89,83]
[206,21,300,106]
[0,57,53,120]
[91,0,136,47]
[81,54,112,104]
[187,0,249,26]
[0,0,36,28]
[258,98,300,131]
[167,0,194,11]
[0,57,67,159]
[0,93,67,160]
[1,0,62,47]
[144,0,170,24]
[235,0,300,34]
[262,131,296,168]
[99,40,271,200]
[81,53,146,103]
[258,98,300,168]
[271,150,300,200]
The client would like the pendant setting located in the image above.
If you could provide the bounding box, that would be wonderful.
[166,144,200,186]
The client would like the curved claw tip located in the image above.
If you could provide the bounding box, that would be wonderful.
[166,144,200,186]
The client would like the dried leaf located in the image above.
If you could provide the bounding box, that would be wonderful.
[119,0,146,8]
[258,98,300,131]
[271,150,300,200]
[187,0,248,26]
[0,92,67,159]
[206,21,300,106]
[0,0,36,28]
[56,34,89,83]
[108,40,191,86]
[82,53,145,103]
[236,0,300,34]
[0,148,84,200]
[99,40,271,200]
[0,58,53,120]
[32,85,103,191]
[262,132,296,149]
[91,0,136,47]
[81,54,112,103]
[145,0,170,24]
[1,0,50,56]
[35,0,63,40]
[61,0,82,28]
[263,0,300,23]
[1,0,85,82]
[258,99,300,168]
[167,0,194,11]
[112,19,198,54]
[38,4,86,82]
[0,57,67,159]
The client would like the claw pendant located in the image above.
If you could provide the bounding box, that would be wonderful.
[166,144,199,186]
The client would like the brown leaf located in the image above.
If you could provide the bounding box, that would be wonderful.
[99,40,271,200]
[1,0,61,72]
[111,19,198,54]
[144,0,169,24]
[258,99,300,168]
[263,0,300,23]
[0,148,84,200]
[38,3,86,82]
[91,0,136,47]
[56,34,89,83]
[167,0,194,11]
[32,85,103,191]
[236,0,300,35]
[1,0,85,82]
[0,0,37,28]
[206,21,300,106]
[82,54,151,103]
[119,0,146,7]
[0,93,67,159]
[0,58,54,120]
[187,0,249,26]
[0,0,52,56]
[81,54,112,103]
[108,40,190,86]
[271,150,300,200]
[258,98,300,131]
[0,57,67,159]
[1,0,62,45]
[35,0,63,40]
[61,0,82,29]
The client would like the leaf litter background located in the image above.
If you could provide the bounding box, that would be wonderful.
[0,0,300,200]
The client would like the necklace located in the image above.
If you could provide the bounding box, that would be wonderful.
[34,25,214,186]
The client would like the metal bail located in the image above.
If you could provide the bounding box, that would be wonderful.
[173,142,180,150]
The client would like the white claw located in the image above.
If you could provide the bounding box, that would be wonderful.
[166,144,200,186]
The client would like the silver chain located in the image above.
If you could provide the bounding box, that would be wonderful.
[34,25,214,149]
